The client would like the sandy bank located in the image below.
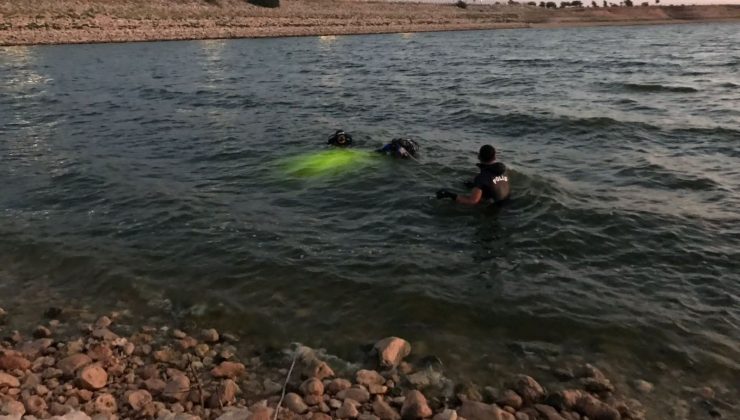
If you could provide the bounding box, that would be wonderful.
[0,1,739,46]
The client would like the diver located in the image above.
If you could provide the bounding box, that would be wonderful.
[436,144,510,205]
[376,137,420,159]
[327,130,353,147]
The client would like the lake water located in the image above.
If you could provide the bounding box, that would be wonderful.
[1,23,738,418]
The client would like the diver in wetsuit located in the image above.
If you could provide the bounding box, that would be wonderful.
[376,138,420,159]
[328,130,353,147]
[436,145,510,205]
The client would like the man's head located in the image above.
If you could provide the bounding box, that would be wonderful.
[478,145,496,164]
[328,130,351,147]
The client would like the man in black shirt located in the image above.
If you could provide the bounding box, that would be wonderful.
[436,145,510,205]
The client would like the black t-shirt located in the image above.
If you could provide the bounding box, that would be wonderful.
[473,162,510,202]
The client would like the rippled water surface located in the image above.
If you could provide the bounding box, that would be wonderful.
[1,23,739,417]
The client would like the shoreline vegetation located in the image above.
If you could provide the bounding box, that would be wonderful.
[0,306,653,420]
[0,1,738,46]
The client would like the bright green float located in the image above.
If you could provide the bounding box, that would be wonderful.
[280,149,377,178]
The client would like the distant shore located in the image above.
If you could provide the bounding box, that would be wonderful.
[1,1,739,46]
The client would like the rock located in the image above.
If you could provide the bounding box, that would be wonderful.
[458,400,503,420]
[546,390,582,411]
[58,354,93,377]
[0,307,6,322]
[326,378,352,395]
[372,398,401,420]
[400,390,432,419]
[574,394,620,420]
[145,378,167,395]
[247,406,273,420]
[215,407,251,420]
[373,337,411,369]
[163,375,191,402]
[407,370,444,390]
[88,344,113,362]
[283,393,308,414]
[432,409,457,420]
[300,378,324,397]
[50,410,92,420]
[94,393,117,414]
[307,361,334,380]
[209,379,239,408]
[20,338,54,358]
[575,364,606,381]
[511,375,545,405]
[337,399,360,419]
[210,361,245,379]
[94,316,112,329]
[359,415,381,420]
[534,404,566,420]
[33,325,52,338]
[455,381,482,402]
[580,377,614,394]
[91,328,119,341]
[262,378,282,395]
[497,390,523,410]
[1,400,25,416]
[312,414,332,420]
[357,370,386,388]
[128,390,153,411]
[698,386,714,399]
[24,395,47,416]
[201,329,220,343]
[0,354,31,371]
[552,368,575,381]
[337,386,371,404]
[0,372,20,387]
[329,399,343,410]
[632,379,653,394]
[78,364,107,390]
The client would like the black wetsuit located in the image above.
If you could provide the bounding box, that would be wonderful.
[473,162,510,203]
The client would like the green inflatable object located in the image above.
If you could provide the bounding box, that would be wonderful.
[281,149,377,178]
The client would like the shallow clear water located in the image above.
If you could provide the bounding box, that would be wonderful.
[1,23,739,417]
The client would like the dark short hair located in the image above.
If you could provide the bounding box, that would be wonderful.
[478,145,496,162]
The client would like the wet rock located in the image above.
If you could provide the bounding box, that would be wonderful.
[454,381,482,402]
[632,379,653,394]
[94,393,117,414]
[510,375,545,405]
[210,361,245,379]
[337,398,360,419]
[400,390,432,419]
[372,397,401,420]
[1,400,25,416]
[407,370,445,390]
[0,372,21,387]
[337,386,371,404]
[0,354,31,371]
[201,329,220,343]
[497,390,523,410]
[357,370,386,388]
[284,392,308,414]
[534,404,566,420]
[552,368,575,381]
[58,354,93,377]
[24,394,48,416]
[327,378,352,395]
[262,378,282,395]
[33,325,52,338]
[432,409,457,420]
[574,394,620,420]
[575,364,606,380]
[209,379,239,408]
[300,378,324,397]
[580,377,614,394]
[698,386,715,399]
[163,375,191,402]
[78,364,108,390]
[458,400,503,420]
[373,337,411,369]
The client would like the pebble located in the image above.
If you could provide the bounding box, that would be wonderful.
[400,390,433,419]
[284,392,308,414]
[336,398,360,419]
[632,379,654,394]
[78,364,108,390]
[511,375,545,404]
[201,329,220,343]
[94,393,118,414]
[300,378,324,397]
[128,389,154,411]
[163,375,191,402]
[0,372,21,387]
[210,361,245,379]
[33,325,52,338]
[372,397,400,420]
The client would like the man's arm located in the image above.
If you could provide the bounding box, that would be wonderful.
[455,187,483,205]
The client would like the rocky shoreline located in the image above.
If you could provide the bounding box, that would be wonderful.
[0,306,654,420]
[1,1,739,46]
